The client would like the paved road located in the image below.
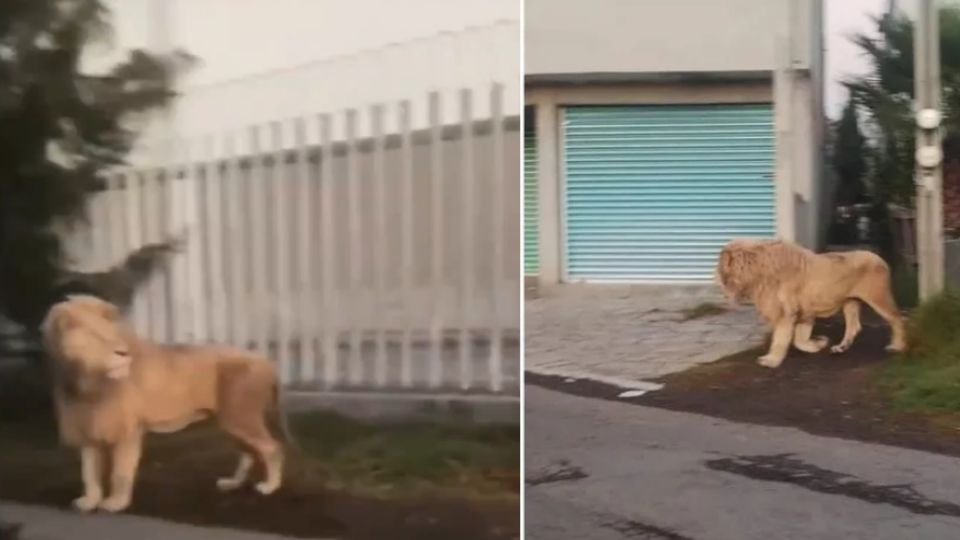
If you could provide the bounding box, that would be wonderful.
[525,385,960,540]
[526,285,765,385]
[0,502,332,540]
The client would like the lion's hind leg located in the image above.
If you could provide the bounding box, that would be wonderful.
[217,453,255,491]
[793,320,829,353]
[830,300,862,354]
[853,266,906,352]
[218,367,284,496]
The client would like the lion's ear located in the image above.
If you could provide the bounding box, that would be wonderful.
[67,295,120,322]
[40,302,68,336]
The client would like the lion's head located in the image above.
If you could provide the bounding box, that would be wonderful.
[41,295,133,399]
[715,239,763,302]
[715,238,808,304]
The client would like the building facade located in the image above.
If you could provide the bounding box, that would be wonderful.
[525,0,825,284]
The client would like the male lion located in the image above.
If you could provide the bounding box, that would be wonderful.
[715,238,906,369]
[41,295,285,513]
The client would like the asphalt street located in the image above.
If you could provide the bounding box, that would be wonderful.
[525,384,960,540]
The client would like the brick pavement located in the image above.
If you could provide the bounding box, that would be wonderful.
[524,285,767,388]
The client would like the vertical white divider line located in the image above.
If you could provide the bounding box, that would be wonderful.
[225,133,249,350]
[489,83,505,392]
[399,100,414,388]
[293,117,315,384]
[319,114,339,389]
[270,122,292,383]
[371,104,388,387]
[428,91,444,389]
[459,88,475,390]
[247,125,268,355]
[204,134,225,343]
[345,109,362,386]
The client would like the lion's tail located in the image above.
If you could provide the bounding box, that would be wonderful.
[272,380,298,449]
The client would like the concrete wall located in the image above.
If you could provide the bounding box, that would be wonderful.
[89,1,521,164]
[526,0,818,78]
[525,0,825,284]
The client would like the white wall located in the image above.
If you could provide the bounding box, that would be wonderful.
[86,0,521,161]
[526,0,818,77]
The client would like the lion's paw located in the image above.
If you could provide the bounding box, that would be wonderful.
[757,355,784,369]
[830,343,848,354]
[72,495,101,513]
[886,343,906,353]
[97,496,131,513]
[254,481,280,496]
[216,478,244,492]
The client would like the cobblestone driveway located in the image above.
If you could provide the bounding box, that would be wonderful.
[525,285,767,386]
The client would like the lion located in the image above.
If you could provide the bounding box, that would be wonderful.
[715,238,906,369]
[40,295,286,513]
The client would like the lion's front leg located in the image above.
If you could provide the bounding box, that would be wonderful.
[73,446,105,512]
[793,320,829,353]
[759,316,795,368]
[98,436,142,513]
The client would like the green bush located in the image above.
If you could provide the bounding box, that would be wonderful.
[883,290,960,411]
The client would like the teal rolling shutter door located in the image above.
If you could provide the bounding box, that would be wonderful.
[524,117,539,275]
[563,104,775,282]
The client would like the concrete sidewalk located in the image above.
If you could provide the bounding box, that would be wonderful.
[0,502,334,540]
[525,285,766,386]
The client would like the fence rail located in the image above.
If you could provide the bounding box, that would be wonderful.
[69,84,521,396]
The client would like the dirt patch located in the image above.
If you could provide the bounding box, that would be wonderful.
[527,315,960,458]
[678,302,729,322]
[0,369,518,540]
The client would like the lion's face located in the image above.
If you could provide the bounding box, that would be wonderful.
[715,239,762,303]
[42,296,133,396]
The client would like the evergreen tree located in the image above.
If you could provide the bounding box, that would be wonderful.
[832,100,868,207]
[0,0,192,330]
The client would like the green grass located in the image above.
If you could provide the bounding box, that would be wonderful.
[881,289,960,412]
[680,302,729,321]
[288,412,519,494]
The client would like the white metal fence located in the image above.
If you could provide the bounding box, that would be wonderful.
[70,84,521,396]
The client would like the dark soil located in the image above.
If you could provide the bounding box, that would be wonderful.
[0,368,519,540]
[527,314,960,459]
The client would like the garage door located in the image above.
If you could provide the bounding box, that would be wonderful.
[524,109,539,275]
[562,104,775,282]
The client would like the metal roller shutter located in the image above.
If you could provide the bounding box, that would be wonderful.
[562,104,776,282]
[524,114,539,275]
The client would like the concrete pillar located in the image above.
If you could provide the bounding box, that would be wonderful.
[531,91,563,285]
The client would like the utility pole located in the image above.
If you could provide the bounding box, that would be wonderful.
[915,0,944,300]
